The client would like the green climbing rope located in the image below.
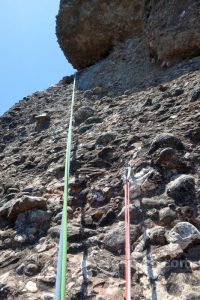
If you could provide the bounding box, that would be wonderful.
[55,73,76,300]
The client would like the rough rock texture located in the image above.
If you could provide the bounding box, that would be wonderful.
[56,0,200,70]
[0,1,200,299]
[0,61,200,299]
[56,0,145,69]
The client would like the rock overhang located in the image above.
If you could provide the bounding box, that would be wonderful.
[56,0,145,69]
[56,0,200,70]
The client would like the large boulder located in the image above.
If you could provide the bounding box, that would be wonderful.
[167,175,196,205]
[56,0,200,69]
[56,0,144,69]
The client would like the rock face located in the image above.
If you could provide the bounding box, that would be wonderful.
[1,64,200,299]
[56,0,144,69]
[0,1,200,300]
[56,0,200,70]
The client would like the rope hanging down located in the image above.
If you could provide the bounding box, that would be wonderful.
[55,73,76,300]
[124,167,131,300]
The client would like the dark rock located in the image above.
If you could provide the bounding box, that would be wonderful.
[150,103,161,111]
[0,144,6,153]
[48,226,60,239]
[185,244,200,261]
[82,143,95,151]
[149,133,185,155]
[8,196,47,221]
[186,293,200,300]
[68,225,96,243]
[69,177,86,193]
[99,210,116,227]
[103,222,141,255]
[187,127,200,143]
[93,86,104,95]
[118,205,143,225]
[98,147,119,162]
[167,175,196,206]
[35,113,50,123]
[90,158,112,169]
[149,227,167,246]
[0,201,13,218]
[96,132,116,146]
[68,243,84,254]
[172,88,184,96]
[159,207,176,226]
[85,117,103,125]
[22,186,33,193]
[16,263,25,275]
[74,106,94,125]
[61,75,74,84]
[0,283,10,299]
[180,206,196,220]
[7,188,20,194]
[191,88,200,102]
[154,147,177,164]
[143,98,152,106]
[152,146,192,175]
[24,263,41,276]
[159,85,169,92]
[5,193,16,201]
[53,212,62,224]
[83,90,93,98]
[78,124,93,133]
[0,154,5,160]
[3,133,15,143]
[35,113,50,131]
[23,161,37,170]
[47,164,65,178]
[142,198,174,210]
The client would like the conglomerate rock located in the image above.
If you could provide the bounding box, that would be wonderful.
[0,1,200,299]
[0,59,200,299]
[56,0,200,69]
[56,0,145,69]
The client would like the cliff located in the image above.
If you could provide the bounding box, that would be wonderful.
[56,0,200,69]
[0,1,200,299]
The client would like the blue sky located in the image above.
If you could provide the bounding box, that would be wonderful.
[0,0,74,115]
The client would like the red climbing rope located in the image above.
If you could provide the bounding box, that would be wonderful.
[124,167,131,300]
